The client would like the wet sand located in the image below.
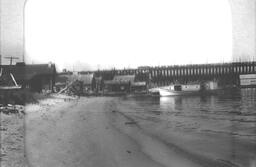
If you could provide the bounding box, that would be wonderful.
[25,96,256,167]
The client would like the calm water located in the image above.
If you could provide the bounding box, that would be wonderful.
[115,88,256,167]
[120,88,256,137]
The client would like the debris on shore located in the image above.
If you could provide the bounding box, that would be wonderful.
[58,80,83,96]
[0,104,25,115]
[0,89,55,167]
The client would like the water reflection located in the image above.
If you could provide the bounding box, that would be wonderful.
[128,89,256,138]
[121,89,256,166]
[125,89,256,130]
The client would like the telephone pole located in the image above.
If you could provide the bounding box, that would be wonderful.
[4,56,19,65]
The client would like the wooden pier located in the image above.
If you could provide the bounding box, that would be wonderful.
[94,61,256,88]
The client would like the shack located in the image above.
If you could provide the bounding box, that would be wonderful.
[77,73,94,94]
[131,81,147,93]
[103,75,135,94]
[239,74,256,88]
[94,76,103,93]
[0,63,56,92]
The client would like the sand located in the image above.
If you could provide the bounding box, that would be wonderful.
[24,97,201,167]
[0,107,28,167]
[25,97,166,167]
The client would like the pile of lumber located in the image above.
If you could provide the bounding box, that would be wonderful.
[58,80,83,96]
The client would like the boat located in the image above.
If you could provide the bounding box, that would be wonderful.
[158,84,201,96]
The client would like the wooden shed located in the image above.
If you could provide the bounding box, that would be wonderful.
[0,63,56,92]
[103,75,135,94]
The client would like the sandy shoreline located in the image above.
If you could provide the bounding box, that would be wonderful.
[23,96,256,167]
[0,107,27,167]
[2,95,255,167]
[25,97,168,167]
[0,94,75,167]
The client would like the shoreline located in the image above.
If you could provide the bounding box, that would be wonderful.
[25,97,172,167]
[2,94,255,166]
[0,93,76,167]
[24,96,254,167]
[0,106,27,167]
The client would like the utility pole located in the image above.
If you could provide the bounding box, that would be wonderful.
[4,56,19,65]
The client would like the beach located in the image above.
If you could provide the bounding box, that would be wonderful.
[25,97,170,167]
[25,97,201,167]
[24,95,256,167]
[0,105,27,167]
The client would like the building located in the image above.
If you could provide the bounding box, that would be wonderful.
[55,71,73,92]
[94,76,103,93]
[103,75,135,94]
[77,73,94,94]
[0,63,56,92]
[239,74,256,87]
[131,81,147,94]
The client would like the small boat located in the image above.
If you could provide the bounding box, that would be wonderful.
[158,84,201,96]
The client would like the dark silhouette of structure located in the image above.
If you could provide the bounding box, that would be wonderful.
[94,61,256,88]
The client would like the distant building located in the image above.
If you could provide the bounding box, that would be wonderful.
[55,71,73,92]
[103,75,135,94]
[138,66,151,70]
[131,81,147,93]
[77,73,94,93]
[239,74,256,87]
[0,63,56,92]
[55,71,73,83]
[94,76,103,93]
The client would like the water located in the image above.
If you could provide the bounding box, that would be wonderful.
[115,88,256,167]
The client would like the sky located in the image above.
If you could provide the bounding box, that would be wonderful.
[24,0,233,71]
[0,0,26,64]
[229,0,256,62]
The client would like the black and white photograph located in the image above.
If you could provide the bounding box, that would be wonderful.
[0,0,256,166]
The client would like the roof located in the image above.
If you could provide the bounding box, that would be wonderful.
[131,81,146,86]
[78,73,94,84]
[113,75,135,83]
[239,74,256,79]
[104,75,135,85]
[0,64,56,81]
[56,72,77,83]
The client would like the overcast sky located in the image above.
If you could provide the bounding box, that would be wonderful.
[0,0,25,64]
[1,0,255,71]
[25,0,233,71]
